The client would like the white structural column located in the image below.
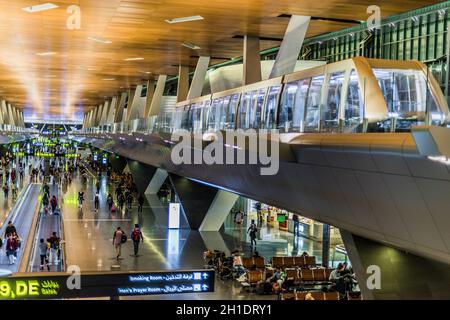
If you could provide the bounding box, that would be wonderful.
[96,104,104,126]
[143,80,155,118]
[106,96,117,124]
[269,15,311,78]
[7,104,15,125]
[86,110,92,128]
[100,100,110,125]
[90,107,97,127]
[144,168,169,195]
[147,75,167,117]
[186,56,210,99]
[1,100,9,124]
[0,101,5,124]
[243,36,262,85]
[199,190,239,231]
[114,92,128,123]
[127,84,148,121]
[13,108,20,127]
[123,88,135,122]
[177,66,189,103]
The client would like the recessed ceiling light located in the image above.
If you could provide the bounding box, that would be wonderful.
[22,3,58,13]
[87,36,112,44]
[182,43,201,50]
[36,52,57,56]
[139,71,151,74]
[102,78,115,81]
[124,57,144,61]
[165,15,204,24]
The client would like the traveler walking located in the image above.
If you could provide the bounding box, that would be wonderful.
[130,224,143,256]
[5,234,18,265]
[4,221,16,238]
[113,227,126,260]
[48,232,61,265]
[3,182,8,198]
[106,193,113,212]
[247,219,258,248]
[78,191,84,208]
[39,238,50,271]
[94,192,100,212]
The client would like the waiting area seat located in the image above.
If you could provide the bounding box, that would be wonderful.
[281,291,341,301]
[271,256,317,269]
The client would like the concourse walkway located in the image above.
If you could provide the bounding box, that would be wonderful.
[0,183,42,271]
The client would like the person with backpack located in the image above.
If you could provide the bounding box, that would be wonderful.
[247,219,258,248]
[78,191,84,208]
[130,224,143,256]
[5,233,18,265]
[94,192,100,213]
[48,232,61,265]
[5,221,17,238]
[106,193,113,212]
[113,227,125,260]
[50,195,58,214]
[39,238,50,271]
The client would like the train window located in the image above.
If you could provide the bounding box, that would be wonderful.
[344,70,364,132]
[249,88,266,129]
[304,75,324,132]
[191,102,204,133]
[264,86,280,129]
[294,79,310,132]
[218,96,230,130]
[181,106,191,131]
[202,99,211,130]
[225,94,240,129]
[173,107,184,131]
[238,91,252,129]
[322,71,345,132]
[373,68,442,131]
[278,82,297,132]
[207,98,222,131]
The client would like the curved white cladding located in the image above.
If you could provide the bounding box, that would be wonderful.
[208,60,326,93]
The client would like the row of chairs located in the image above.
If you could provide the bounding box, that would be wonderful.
[272,256,316,268]
[242,256,318,271]
[247,267,334,286]
[285,268,334,283]
[281,292,339,300]
[281,291,362,301]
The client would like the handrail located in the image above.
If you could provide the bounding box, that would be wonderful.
[20,184,44,272]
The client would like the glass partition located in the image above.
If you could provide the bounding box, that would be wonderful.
[264,86,281,129]
[249,88,266,129]
[322,71,345,132]
[237,91,252,129]
[278,81,297,132]
[373,68,443,131]
[344,70,364,132]
[225,93,240,129]
[304,75,324,132]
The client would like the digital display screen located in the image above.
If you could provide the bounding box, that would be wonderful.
[0,270,215,300]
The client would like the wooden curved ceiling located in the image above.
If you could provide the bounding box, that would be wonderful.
[0,0,442,120]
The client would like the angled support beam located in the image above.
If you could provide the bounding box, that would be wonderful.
[269,15,311,78]
[106,96,118,124]
[7,104,15,126]
[143,80,155,118]
[177,66,189,102]
[243,35,262,85]
[114,92,128,123]
[100,100,110,125]
[0,101,7,125]
[144,168,168,194]
[148,75,167,117]
[187,56,210,100]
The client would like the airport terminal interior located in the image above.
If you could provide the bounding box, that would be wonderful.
[0,0,450,301]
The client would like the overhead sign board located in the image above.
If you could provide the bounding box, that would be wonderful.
[0,270,214,300]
